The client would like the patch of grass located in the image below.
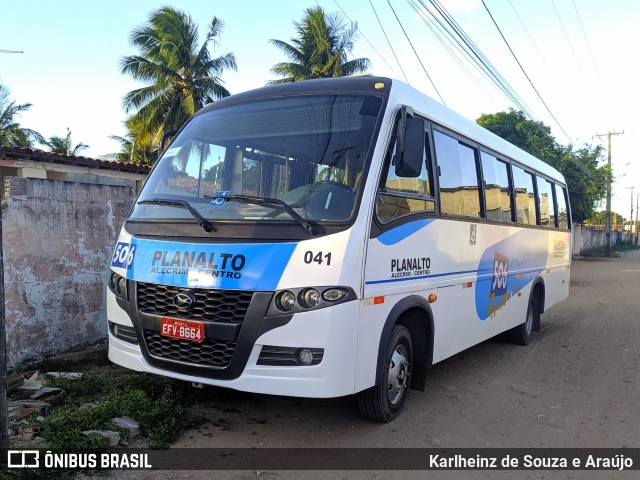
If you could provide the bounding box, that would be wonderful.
[44,381,202,450]
[44,374,107,402]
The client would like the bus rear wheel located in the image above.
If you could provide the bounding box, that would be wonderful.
[356,325,412,422]
[508,296,535,345]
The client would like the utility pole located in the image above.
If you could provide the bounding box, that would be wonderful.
[625,187,635,235]
[636,193,639,245]
[596,131,624,256]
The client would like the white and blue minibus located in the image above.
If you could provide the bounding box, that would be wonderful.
[107,76,571,421]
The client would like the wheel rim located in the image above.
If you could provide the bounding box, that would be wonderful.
[387,344,410,405]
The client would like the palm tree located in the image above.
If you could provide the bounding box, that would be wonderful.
[120,7,237,151]
[0,84,44,147]
[45,128,89,156]
[268,6,370,84]
[101,119,158,165]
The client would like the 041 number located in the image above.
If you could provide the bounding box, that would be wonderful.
[304,251,332,266]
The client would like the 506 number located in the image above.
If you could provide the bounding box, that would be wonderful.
[304,251,332,266]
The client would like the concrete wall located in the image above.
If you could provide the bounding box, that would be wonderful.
[2,177,135,366]
[572,224,633,255]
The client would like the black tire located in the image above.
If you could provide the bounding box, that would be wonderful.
[508,295,535,345]
[357,325,412,422]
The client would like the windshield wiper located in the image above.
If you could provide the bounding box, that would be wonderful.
[204,194,313,234]
[138,198,217,232]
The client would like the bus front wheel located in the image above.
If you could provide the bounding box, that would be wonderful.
[357,325,412,422]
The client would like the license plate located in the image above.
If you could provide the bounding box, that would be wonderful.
[160,317,205,343]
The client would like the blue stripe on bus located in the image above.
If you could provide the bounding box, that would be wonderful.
[117,238,296,291]
[376,218,436,245]
[365,265,546,286]
[365,268,479,285]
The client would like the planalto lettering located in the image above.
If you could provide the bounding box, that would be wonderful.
[390,257,431,278]
[392,257,431,272]
[151,250,245,270]
[149,250,246,279]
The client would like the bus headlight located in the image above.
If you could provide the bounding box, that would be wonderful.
[301,289,320,308]
[276,291,297,312]
[108,271,128,301]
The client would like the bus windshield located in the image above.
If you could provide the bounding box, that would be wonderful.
[130,94,383,226]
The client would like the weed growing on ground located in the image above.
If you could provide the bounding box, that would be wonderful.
[40,366,203,450]
[581,242,640,257]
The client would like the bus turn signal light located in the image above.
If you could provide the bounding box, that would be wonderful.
[428,294,437,303]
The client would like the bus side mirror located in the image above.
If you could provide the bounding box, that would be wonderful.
[395,117,425,178]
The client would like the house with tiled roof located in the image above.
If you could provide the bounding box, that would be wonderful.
[0,146,151,366]
[0,146,150,198]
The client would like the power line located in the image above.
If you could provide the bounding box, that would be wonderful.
[506,0,551,71]
[368,0,410,84]
[481,0,574,145]
[408,0,495,102]
[386,0,445,104]
[571,0,598,73]
[332,0,402,78]
[551,0,584,73]
[417,0,535,118]
[413,0,597,180]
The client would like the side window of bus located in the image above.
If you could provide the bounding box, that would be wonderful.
[555,184,570,229]
[480,152,512,222]
[536,176,556,227]
[433,130,481,218]
[376,122,435,223]
[511,165,537,225]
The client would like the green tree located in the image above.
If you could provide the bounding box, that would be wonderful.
[477,109,610,223]
[120,6,237,158]
[268,6,370,84]
[45,127,89,156]
[101,118,158,165]
[0,84,44,147]
[585,210,627,226]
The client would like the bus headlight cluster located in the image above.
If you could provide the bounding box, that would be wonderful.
[271,286,352,315]
[108,271,128,300]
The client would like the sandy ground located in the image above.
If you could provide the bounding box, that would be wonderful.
[98,250,640,479]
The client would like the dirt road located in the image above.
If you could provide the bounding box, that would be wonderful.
[120,250,640,479]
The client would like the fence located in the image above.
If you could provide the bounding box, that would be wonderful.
[572,223,635,256]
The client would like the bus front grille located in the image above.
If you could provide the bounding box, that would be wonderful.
[136,282,253,323]
[144,330,236,368]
